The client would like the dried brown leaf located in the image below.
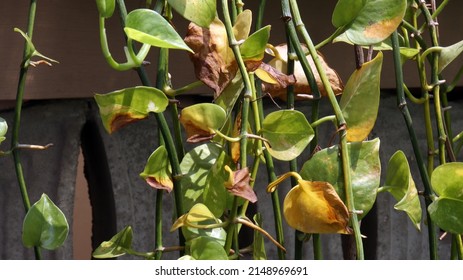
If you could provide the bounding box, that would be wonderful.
[225,166,257,203]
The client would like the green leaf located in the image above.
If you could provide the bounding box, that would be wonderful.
[253,213,267,260]
[188,236,229,260]
[95,0,115,18]
[0,117,7,145]
[167,0,216,28]
[428,162,463,234]
[93,226,133,259]
[399,47,420,65]
[22,194,69,250]
[94,86,168,134]
[124,9,193,52]
[438,40,463,73]
[336,0,407,45]
[180,143,223,211]
[341,52,383,142]
[261,110,314,161]
[140,146,173,192]
[179,103,227,142]
[300,138,381,219]
[333,32,393,50]
[240,25,271,60]
[380,151,422,230]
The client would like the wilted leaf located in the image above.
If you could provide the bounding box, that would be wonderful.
[0,117,7,145]
[188,236,229,260]
[93,226,133,259]
[167,0,216,28]
[300,138,381,219]
[283,180,351,234]
[125,9,193,52]
[94,86,169,134]
[428,162,463,234]
[22,194,69,250]
[261,110,314,161]
[380,151,421,230]
[140,146,173,193]
[263,44,343,100]
[334,0,407,45]
[179,103,226,142]
[341,52,383,142]
[224,166,257,203]
[438,40,463,73]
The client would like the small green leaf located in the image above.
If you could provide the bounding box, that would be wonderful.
[93,226,133,259]
[140,146,173,192]
[94,86,168,134]
[240,25,271,60]
[0,117,7,145]
[95,0,115,18]
[179,103,227,142]
[400,47,420,65]
[431,162,463,199]
[336,0,407,45]
[261,110,314,161]
[124,9,193,52]
[253,213,267,260]
[22,194,69,250]
[188,236,229,260]
[428,198,463,234]
[380,151,421,230]
[341,52,383,142]
[167,0,216,28]
[300,138,381,219]
[438,40,463,73]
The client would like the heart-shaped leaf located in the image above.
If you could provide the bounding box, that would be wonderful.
[93,226,133,259]
[284,180,351,234]
[96,0,115,18]
[125,9,193,52]
[188,236,229,260]
[428,162,463,234]
[179,103,226,142]
[22,194,69,250]
[0,117,7,145]
[94,86,169,134]
[240,25,271,61]
[261,110,314,161]
[380,151,421,230]
[438,40,463,73]
[140,146,173,192]
[340,52,383,142]
[300,138,381,219]
[167,0,216,28]
[334,0,407,45]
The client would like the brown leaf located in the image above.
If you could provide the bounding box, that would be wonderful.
[225,166,257,203]
[145,177,173,193]
[262,44,344,100]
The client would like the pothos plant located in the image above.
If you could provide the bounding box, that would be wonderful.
[89,0,463,260]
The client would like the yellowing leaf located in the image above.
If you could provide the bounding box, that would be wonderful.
[233,10,252,41]
[140,146,173,193]
[171,203,218,232]
[284,180,351,234]
[179,103,226,143]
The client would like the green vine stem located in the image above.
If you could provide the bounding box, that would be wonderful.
[11,0,42,260]
[391,30,438,259]
[286,0,363,259]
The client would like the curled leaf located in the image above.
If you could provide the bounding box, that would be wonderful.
[283,180,351,234]
[224,166,257,203]
[262,44,343,100]
[179,103,226,142]
[140,146,173,193]
[93,226,133,259]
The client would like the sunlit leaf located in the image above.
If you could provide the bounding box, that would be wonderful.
[233,10,252,41]
[240,26,271,61]
[94,86,168,134]
[428,162,463,234]
[203,151,232,217]
[125,9,193,52]
[335,0,407,45]
[178,255,196,260]
[0,117,7,145]
[22,194,69,250]
[253,213,267,260]
[139,146,173,193]
[261,110,314,161]
[93,226,133,259]
[167,0,216,28]
[380,151,421,230]
[341,52,383,142]
[179,103,226,142]
[188,236,229,260]
[96,0,115,18]
[264,44,343,100]
[284,180,351,234]
[300,138,381,219]
[333,32,393,50]
[438,40,463,73]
